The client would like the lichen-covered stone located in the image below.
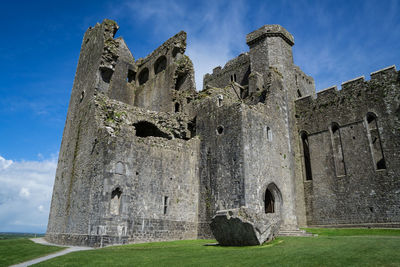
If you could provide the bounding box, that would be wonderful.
[210,207,281,246]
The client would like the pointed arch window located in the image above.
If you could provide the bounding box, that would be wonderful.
[300,132,312,181]
[366,113,386,170]
[330,123,346,176]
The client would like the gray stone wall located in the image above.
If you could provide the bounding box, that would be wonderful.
[46,20,119,238]
[295,66,400,226]
[203,53,250,91]
[194,93,245,238]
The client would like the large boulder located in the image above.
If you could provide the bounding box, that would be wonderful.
[210,207,281,246]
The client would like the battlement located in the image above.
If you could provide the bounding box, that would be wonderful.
[246,25,294,46]
[295,65,399,108]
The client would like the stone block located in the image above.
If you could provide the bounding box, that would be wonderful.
[210,207,281,246]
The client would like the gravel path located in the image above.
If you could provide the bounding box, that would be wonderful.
[10,238,93,267]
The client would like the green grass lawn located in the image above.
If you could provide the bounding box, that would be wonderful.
[0,238,65,267]
[304,227,400,236]
[34,228,400,267]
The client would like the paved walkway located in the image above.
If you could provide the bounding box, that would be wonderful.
[10,238,93,267]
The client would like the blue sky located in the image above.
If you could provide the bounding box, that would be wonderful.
[0,0,399,233]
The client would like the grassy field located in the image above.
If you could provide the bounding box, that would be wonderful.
[34,228,400,267]
[304,227,400,236]
[0,232,45,240]
[0,238,65,267]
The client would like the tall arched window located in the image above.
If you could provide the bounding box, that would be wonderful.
[330,123,346,176]
[154,56,167,74]
[138,68,149,85]
[366,113,386,170]
[300,132,313,181]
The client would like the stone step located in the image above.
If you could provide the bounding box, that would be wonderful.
[277,230,315,237]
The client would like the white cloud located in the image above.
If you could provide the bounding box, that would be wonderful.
[19,187,30,198]
[0,156,13,170]
[0,155,57,233]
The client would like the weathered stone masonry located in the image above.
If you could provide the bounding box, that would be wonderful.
[46,19,400,247]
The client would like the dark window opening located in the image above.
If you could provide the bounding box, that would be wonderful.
[110,187,122,215]
[100,66,114,83]
[175,74,187,91]
[138,68,149,85]
[230,75,233,82]
[330,123,346,176]
[188,117,197,138]
[112,187,122,199]
[133,121,170,139]
[163,196,168,215]
[154,56,167,74]
[175,102,180,113]
[217,95,223,107]
[127,69,136,83]
[297,89,302,97]
[241,66,251,86]
[267,127,272,140]
[80,91,85,103]
[301,132,313,181]
[369,206,374,212]
[265,189,275,213]
[172,47,180,57]
[377,158,386,169]
[217,126,224,135]
[366,113,386,170]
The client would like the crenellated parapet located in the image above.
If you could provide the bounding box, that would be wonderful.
[295,65,399,133]
[296,66,398,109]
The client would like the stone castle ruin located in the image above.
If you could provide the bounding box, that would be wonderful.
[45,19,400,247]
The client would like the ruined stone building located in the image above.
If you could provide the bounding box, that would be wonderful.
[46,19,400,247]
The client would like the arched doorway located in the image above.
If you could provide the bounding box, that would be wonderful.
[265,189,275,213]
[263,183,282,215]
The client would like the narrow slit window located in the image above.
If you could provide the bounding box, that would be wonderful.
[301,132,312,181]
[266,127,272,141]
[163,196,168,215]
[175,102,180,113]
[366,113,386,170]
[330,123,346,176]
[297,89,302,97]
